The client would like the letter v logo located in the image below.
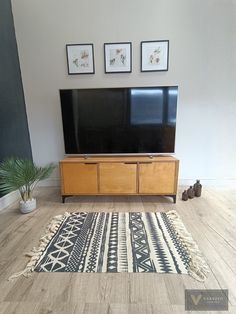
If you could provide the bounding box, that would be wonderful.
[191,294,202,305]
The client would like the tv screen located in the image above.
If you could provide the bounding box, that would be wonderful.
[60,86,178,154]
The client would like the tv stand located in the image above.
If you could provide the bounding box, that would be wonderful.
[59,156,179,203]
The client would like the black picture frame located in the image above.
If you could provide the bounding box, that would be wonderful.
[141,40,169,72]
[104,42,132,73]
[66,43,95,75]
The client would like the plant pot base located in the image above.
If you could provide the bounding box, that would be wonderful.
[19,198,36,214]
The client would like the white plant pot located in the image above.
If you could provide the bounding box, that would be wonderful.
[19,198,37,214]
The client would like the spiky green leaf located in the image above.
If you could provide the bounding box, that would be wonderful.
[0,158,56,200]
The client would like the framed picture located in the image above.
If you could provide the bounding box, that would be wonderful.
[104,42,132,73]
[66,44,95,74]
[141,40,169,72]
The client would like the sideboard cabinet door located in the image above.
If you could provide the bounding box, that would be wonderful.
[60,163,98,194]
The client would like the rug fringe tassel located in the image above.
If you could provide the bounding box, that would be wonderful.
[166,210,209,282]
[8,212,71,281]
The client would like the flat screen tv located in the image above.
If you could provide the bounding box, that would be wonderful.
[60,86,178,155]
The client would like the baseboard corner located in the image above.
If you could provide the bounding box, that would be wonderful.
[0,191,19,211]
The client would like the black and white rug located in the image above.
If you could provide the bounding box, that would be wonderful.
[10,211,209,281]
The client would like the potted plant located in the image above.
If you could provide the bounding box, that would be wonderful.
[0,158,55,213]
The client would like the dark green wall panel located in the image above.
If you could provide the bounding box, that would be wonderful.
[0,0,32,196]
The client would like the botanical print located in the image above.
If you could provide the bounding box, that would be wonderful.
[109,48,126,67]
[104,42,131,73]
[72,49,89,68]
[147,46,162,65]
[67,44,94,74]
[141,40,169,72]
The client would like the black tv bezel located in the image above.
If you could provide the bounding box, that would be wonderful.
[59,85,178,157]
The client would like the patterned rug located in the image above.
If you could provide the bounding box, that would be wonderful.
[10,211,209,281]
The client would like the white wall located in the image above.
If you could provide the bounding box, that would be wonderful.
[11,0,236,186]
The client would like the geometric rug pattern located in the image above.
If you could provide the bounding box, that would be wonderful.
[34,212,190,274]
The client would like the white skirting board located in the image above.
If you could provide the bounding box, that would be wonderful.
[38,178,60,187]
[39,177,236,188]
[39,178,236,188]
[0,178,59,211]
[179,179,236,188]
[1,179,235,211]
[0,191,20,211]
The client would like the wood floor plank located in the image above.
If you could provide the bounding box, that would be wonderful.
[1,302,38,314]
[130,274,170,304]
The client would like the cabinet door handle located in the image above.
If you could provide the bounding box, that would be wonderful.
[84,163,98,165]
[124,162,137,164]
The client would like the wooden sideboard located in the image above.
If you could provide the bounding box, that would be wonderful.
[59,155,179,203]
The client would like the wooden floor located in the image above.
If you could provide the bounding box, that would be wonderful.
[0,187,235,314]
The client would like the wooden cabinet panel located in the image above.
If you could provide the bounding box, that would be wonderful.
[99,163,137,194]
[139,162,176,194]
[61,163,98,194]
